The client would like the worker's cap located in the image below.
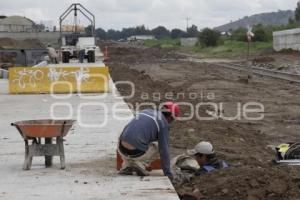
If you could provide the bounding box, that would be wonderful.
[187,141,214,156]
[161,101,180,118]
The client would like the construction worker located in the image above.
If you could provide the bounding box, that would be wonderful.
[118,102,180,179]
[187,141,229,176]
[47,44,58,64]
[171,141,229,184]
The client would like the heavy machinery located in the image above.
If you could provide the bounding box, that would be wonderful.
[59,3,100,63]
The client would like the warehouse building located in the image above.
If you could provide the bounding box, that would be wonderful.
[0,16,35,32]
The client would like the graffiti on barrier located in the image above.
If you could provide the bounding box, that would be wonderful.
[13,67,91,89]
[48,67,90,87]
[9,66,109,94]
[13,68,44,88]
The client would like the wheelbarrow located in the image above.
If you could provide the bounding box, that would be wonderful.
[11,119,75,170]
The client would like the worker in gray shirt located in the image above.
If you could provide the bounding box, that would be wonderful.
[47,44,58,64]
[118,102,180,179]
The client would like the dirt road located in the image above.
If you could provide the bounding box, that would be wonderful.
[105,42,300,200]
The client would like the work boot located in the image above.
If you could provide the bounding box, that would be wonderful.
[131,162,150,176]
[119,167,134,175]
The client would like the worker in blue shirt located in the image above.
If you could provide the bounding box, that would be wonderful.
[187,142,229,176]
[171,141,229,184]
[118,102,180,179]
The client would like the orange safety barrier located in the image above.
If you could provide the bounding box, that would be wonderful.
[116,150,161,171]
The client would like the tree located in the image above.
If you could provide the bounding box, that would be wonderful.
[252,24,270,42]
[33,23,45,32]
[187,25,198,37]
[119,25,150,39]
[107,29,121,40]
[170,29,187,39]
[295,2,300,22]
[95,28,107,40]
[232,27,247,42]
[198,28,220,47]
[120,27,136,39]
[289,17,295,25]
[86,27,107,40]
[85,25,93,35]
[135,25,149,35]
[151,26,170,39]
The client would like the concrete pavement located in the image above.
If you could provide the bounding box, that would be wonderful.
[0,79,179,200]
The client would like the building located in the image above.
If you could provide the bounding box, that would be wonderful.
[127,35,155,41]
[180,37,198,47]
[0,16,35,32]
[273,28,300,51]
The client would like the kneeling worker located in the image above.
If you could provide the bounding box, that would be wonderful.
[118,102,180,179]
[187,141,229,176]
[172,141,229,184]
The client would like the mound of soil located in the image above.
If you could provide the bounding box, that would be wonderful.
[22,39,45,49]
[0,38,18,49]
[252,56,275,64]
[0,38,45,49]
[177,166,300,200]
[102,41,184,65]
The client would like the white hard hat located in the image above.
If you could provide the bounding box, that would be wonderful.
[187,141,214,156]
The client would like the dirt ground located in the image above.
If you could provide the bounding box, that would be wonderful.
[104,42,300,200]
[248,52,300,75]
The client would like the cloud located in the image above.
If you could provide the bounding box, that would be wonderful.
[0,0,298,30]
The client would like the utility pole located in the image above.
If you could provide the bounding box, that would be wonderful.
[186,17,191,31]
[246,26,254,61]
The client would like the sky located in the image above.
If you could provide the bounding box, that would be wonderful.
[0,0,299,30]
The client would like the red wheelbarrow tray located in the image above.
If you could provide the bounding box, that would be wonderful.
[11,119,75,138]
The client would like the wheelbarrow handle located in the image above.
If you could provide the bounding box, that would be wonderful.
[11,122,27,140]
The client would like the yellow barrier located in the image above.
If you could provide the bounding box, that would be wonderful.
[9,67,109,94]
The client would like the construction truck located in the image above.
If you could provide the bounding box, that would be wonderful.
[59,3,101,63]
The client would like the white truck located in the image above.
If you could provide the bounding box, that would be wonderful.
[61,37,98,63]
[60,4,102,63]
